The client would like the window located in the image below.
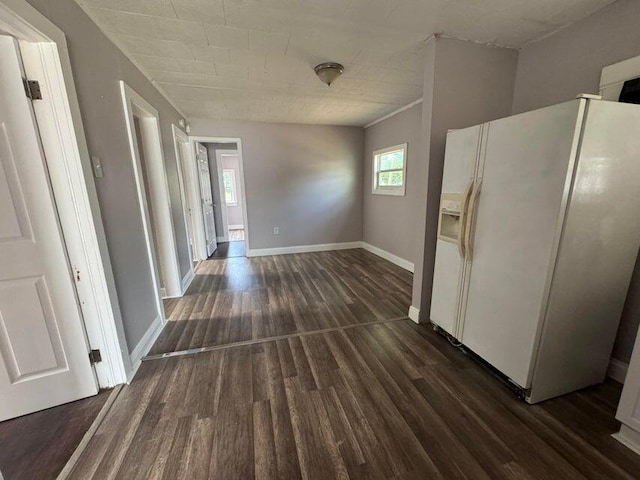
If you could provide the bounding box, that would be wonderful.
[222,169,238,206]
[372,143,407,196]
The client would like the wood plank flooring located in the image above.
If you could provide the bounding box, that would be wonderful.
[0,389,111,480]
[67,319,640,479]
[152,249,412,355]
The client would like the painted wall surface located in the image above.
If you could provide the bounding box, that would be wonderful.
[363,103,422,264]
[512,0,640,114]
[412,37,519,319]
[512,0,640,363]
[25,0,190,353]
[222,154,244,227]
[190,120,364,250]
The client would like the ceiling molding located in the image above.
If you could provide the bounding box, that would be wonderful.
[364,98,423,129]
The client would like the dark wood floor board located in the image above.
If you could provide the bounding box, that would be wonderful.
[64,251,640,479]
[68,319,640,479]
[0,389,111,480]
[151,249,413,355]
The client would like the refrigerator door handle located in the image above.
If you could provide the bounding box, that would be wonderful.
[464,181,482,260]
[458,180,474,258]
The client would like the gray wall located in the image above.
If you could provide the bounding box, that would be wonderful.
[363,103,423,264]
[512,0,640,363]
[190,120,364,250]
[25,0,190,354]
[412,37,519,318]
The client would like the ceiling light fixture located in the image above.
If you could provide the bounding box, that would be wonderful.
[314,62,344,86]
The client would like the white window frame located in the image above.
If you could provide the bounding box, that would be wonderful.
[222,168,238,206]
[372,143,407,196]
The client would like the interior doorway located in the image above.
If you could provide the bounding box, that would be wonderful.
[189,139,249,258]
[120,81,182,311]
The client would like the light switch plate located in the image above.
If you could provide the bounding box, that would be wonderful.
[91,156,104,178]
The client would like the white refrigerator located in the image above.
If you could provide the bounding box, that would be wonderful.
[430,97,640,403]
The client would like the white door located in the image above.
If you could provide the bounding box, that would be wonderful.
[430,124,482,336]
[460,100,584,387]
[0,36,97,421]
[176,139,196,262]
[196,143,217,256]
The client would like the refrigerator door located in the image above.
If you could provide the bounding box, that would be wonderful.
[460,100,586,387]
[430,124,482,336]
[529,100,640,402]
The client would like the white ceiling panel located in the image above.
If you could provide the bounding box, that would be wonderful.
[76,0,615,126]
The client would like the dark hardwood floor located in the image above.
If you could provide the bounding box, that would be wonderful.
[0,389,111,480]
[66,318,640,479]
[209,240,246,258]
[153,249,412,355]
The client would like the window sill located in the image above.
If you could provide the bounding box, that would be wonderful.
[372,188,406,197]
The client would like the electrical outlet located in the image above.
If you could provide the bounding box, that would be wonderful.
[273,226,280,235]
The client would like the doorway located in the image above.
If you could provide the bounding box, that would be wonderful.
[120,81,183,316]
[189,138,250,259]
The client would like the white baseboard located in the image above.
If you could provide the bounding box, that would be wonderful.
[607,358,629,383]
[181,268,195,294]
[613,425,640,455]
[247,241,362,257]
[127,315,164,382]
[361,242,414,272]
[216,236,228,243]
[408,306,420,324]
[228,224,244,230]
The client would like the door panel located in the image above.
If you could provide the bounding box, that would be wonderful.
[430,125,482,336]
[460,100,583,387]
[0,35,97,421]
[196,143,217,256]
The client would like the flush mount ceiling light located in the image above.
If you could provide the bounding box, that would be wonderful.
[314,62,344,86]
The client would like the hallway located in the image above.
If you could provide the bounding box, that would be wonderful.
[153,249,412,356]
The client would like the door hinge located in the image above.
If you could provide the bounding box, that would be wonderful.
[23,78,42,100]
[89,349,102,365]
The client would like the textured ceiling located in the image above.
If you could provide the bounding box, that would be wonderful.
[76,0,613,126]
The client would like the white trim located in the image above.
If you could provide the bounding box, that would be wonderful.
[607,358,629,383]
[228,224,244,230]
[372,143,408,196]
[613,425,640,456]
[0,0,129,387]
[127,315,164,382]
[365,98,423,129]
[181,267,195,294]
[171,124,196,282]
[121,81,181,299]
[408,306,420,324]
[599,55,640,102]
[216,236,227,243]
[361,243,414,272]
[247,242,361,257]
[190,136,250,258]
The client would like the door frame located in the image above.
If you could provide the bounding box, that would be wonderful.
[119,81,175,326]
[171,124,196,288]
[0,0,129,387]
[189,136,250,257]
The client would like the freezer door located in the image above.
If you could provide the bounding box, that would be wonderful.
[430,124,482,336]
[460,100,585,387]
[529,100,640,402]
